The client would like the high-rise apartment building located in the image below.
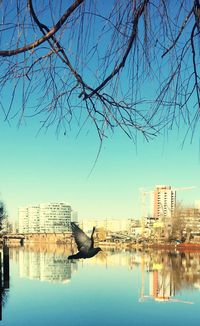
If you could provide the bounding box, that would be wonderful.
[18,202,72,234]
[153,185,176,219]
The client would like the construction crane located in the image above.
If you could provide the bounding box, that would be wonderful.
[139,256,193,305]
[172,186,196,210]
[140,295,193,304]
[140,186,196,216]
[140,188,154,238]
[172,186,196,191]
[139,186,196,238]
[155,186,196,215]
[148,185,196,193]
[143,186,197,195]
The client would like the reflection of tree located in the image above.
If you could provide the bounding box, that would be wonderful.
[0,246,10,320]
[95,228,107,242]
[0,286,9,311]
[148,250,200,295]
[170,253,189,292]
[0,288,9,321]
[169,203,187,242]
[8,245,200,306]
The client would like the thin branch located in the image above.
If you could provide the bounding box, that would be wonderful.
[0,0,84,57]
[28,0,91,92]
[161,8,193,58]
[81,0,149,99]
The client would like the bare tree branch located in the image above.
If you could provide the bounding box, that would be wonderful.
[0,0,199,142]
[161,8,193,58]
[0,0,83,56]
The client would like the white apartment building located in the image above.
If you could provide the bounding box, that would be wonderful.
[153,185,176,219]
[28,205,40,233]
[40,202,71,233]
[18,202,72,234]
[71,210,78,223]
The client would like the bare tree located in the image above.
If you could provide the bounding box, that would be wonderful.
[0,1,199,142]
[0,201,7,233]
[170,202,186,241]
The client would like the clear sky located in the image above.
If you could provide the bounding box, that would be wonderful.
[0,115,199,221]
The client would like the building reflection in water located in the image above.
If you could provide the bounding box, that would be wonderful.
[11,244,77,284]
[139,250,200,304]
[83,248,200,304]
[149,268,175,302]
[9,245,200,304]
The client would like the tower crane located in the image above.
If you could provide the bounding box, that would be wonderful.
[139,186,196,238]
[172,186,196,191]
[140,188,154,238]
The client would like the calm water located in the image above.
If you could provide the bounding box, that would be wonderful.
[1,245,200,325]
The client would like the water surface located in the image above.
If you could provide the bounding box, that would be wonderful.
[1,245,200,325]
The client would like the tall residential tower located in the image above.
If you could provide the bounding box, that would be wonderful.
[153,185,176,219]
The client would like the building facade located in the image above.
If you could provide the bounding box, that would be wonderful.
[18,207,29,233]
[180,208,200,234]
[153,185,176,219]
[28,205,40,233]
[18,202,72,234]
[80,218,131,235]
[71,210,78,223]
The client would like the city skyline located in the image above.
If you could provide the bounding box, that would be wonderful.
[0,116,200,222]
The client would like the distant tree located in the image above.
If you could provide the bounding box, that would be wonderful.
[170,202,186,241]
[0,1,200,141]
[0,201,7,234]
[95,227,107,241]
[185,226,192,243]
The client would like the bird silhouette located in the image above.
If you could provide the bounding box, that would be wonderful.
[68,222,102,259]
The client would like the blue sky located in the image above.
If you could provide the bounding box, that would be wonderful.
[0,116,199,221]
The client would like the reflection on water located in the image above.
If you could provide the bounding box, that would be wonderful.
[17,248,77,284]
[0,246,10,320]
[2,245,200,325]
[140,251,195,303]
[9,245,200,297]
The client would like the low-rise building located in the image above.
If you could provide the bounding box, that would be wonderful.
[80,218,131,235]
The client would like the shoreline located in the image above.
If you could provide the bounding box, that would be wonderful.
[147,242,200,251]
[2,235,200,252]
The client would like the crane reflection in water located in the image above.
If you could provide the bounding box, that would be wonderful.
[138,250,198,304]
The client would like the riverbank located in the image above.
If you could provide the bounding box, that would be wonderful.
[3,234,200,252]
[142,242,200,252]
[98,241,200,252]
